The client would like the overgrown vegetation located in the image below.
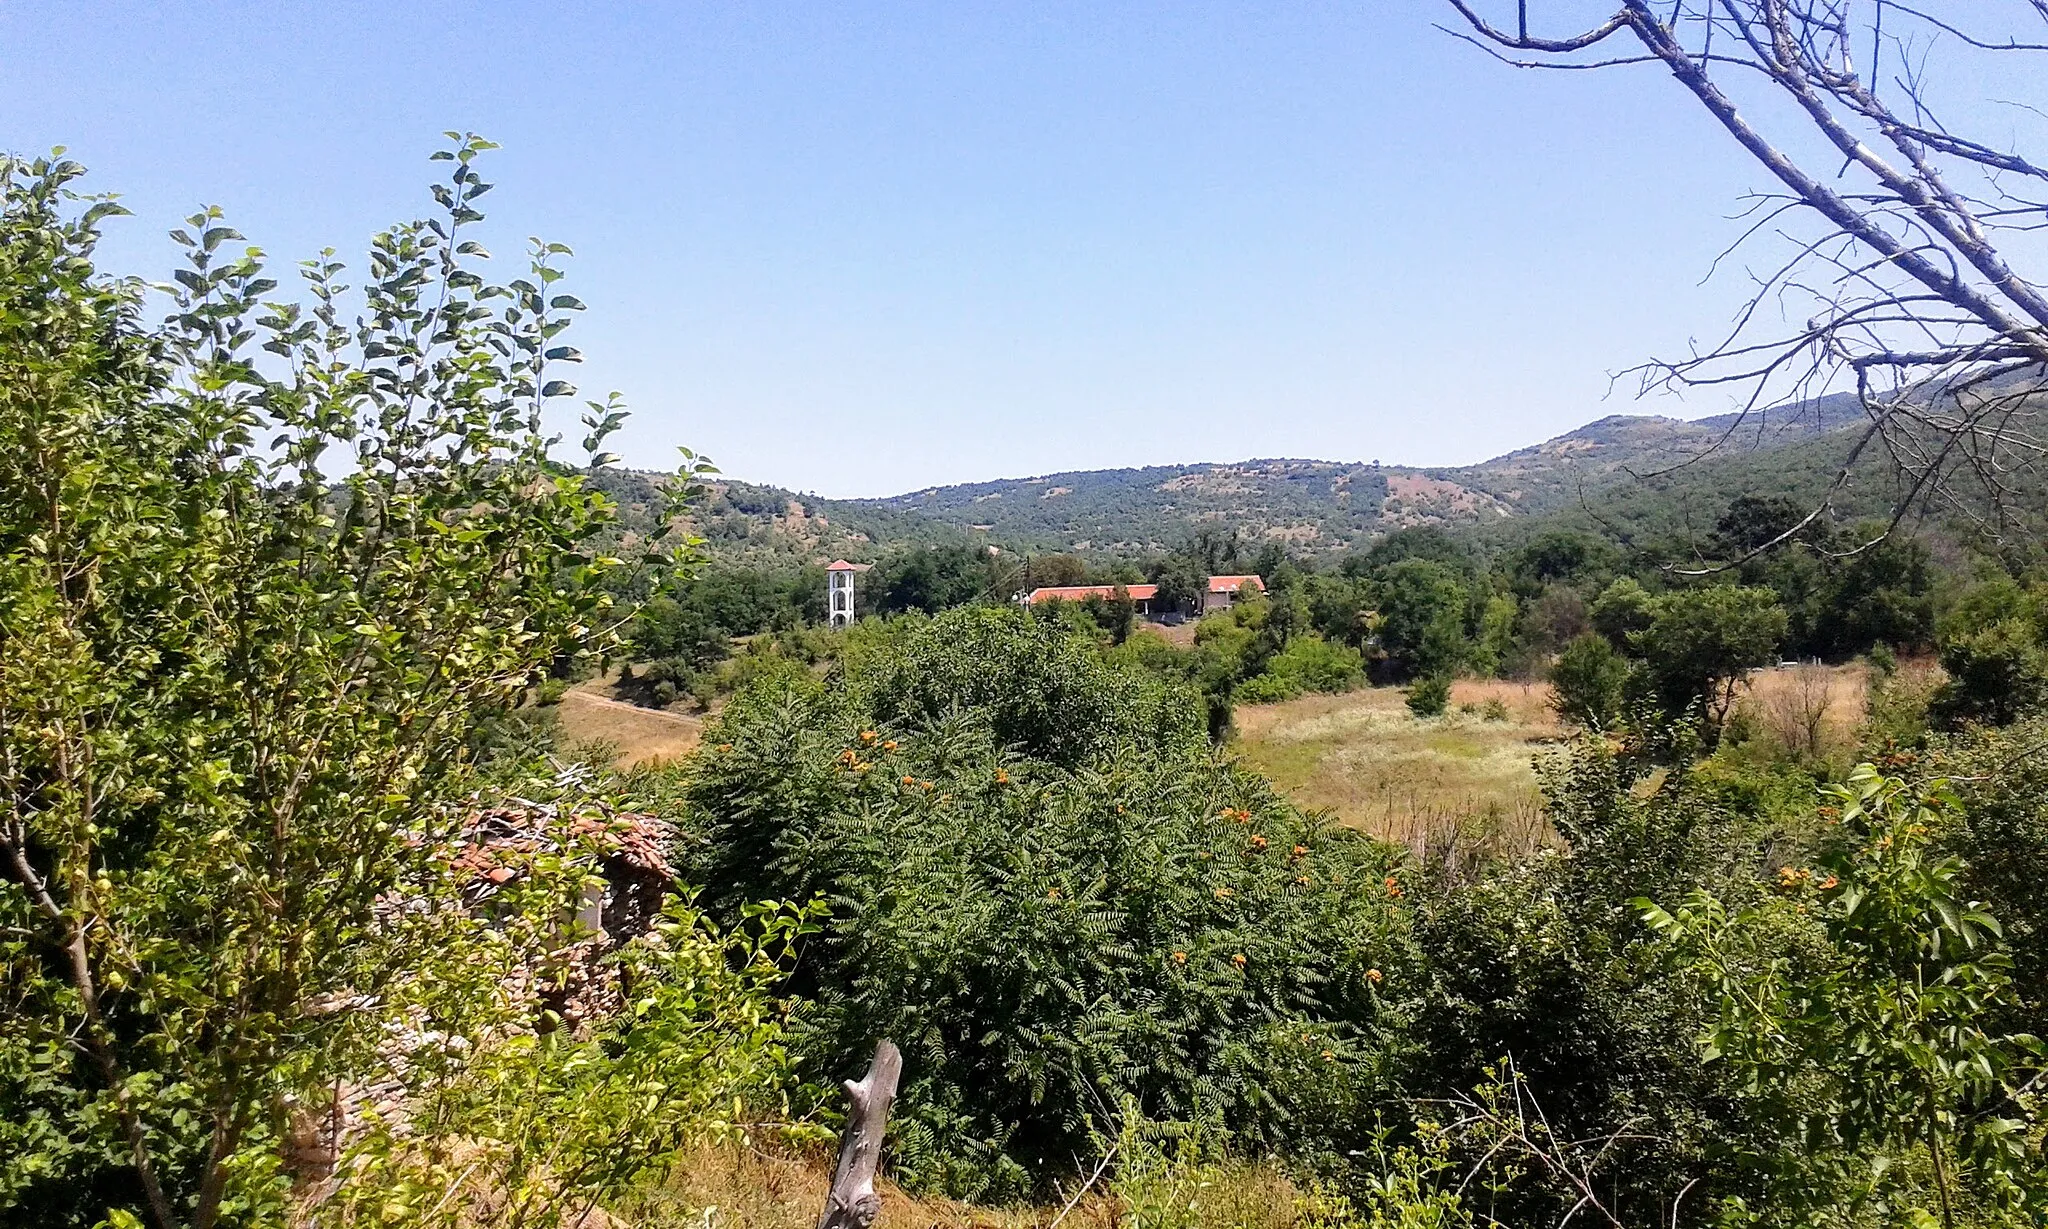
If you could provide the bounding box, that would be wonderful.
[9,143,2048,1229]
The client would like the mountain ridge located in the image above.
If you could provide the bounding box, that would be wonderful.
[605,392,1933,564]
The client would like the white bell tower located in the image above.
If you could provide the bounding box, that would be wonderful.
[826,560,857,629]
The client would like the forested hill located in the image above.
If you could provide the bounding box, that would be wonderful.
[602,391,1984,562]
[852,393,1873,554]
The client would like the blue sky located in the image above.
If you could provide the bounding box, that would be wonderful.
[8,2,1821,496]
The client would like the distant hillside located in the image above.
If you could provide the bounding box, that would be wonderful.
[1437,392,1869,516]
[605,385,2038,565]
[584,468,963,567]
[835,393,1872,555]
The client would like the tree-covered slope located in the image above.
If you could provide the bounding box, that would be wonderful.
[616,385,2036,564]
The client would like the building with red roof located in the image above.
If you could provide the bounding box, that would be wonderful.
[1021,575,1266,620]
[1022,583,1160,614]
[1203,575,1264,613]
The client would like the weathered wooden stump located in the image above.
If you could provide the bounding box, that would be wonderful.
[816,1039,903,1229]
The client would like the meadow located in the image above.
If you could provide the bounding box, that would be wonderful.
[1231,681,1560,860]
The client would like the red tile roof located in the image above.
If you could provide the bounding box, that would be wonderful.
[1207,575,1265,594]
[825,560,859,572]
[1025,584,1159,606]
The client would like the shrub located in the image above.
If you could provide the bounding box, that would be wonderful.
[1407,742,1802,1226]
[1238,633,1366,704]
[675,612,1414,1200]
[1640,766,2047,1223]
[853,605,1202,769]
[1548,633,1629,730]
[1929,619,2048,729]
[326,897,814,1229]
[1406,675,1451,718]
[0,144,690,1228]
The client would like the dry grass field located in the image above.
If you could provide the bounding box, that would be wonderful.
[553,676,704,769]
[1733,661,1871,762]
[1233,679,1563,859]
[617,1140,1305,1229]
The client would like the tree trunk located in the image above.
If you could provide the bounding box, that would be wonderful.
[815,1040,902,1229]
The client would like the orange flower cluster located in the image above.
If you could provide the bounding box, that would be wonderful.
[1290,845,1307,858]
[1214,886,1234,899]
[1231,953,1247,969]
[1366,968,1384,984]
[994,768,1010,785]
[1775,865,1843,891]
[859,729,877,743]
[1219,808,1252,824]
[1171,950,1188,965]
[1384,875,1404,899]
[1248,835,1269,852]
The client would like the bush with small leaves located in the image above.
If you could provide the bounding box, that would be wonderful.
[0,142,707,1229]
[1548,633,1630,730]
[675,609,1416,1200]
[1405,675,1451,718]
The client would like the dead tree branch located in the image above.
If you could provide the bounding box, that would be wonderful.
[816,1040,903,1229]
[1443,2,2048,566]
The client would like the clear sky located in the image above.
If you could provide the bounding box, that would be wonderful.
[7,2,1821,496]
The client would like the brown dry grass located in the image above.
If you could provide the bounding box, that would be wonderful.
[1233,682,1562,860]
[1735,662,1869,762]
[1134,620,1200,648]
[554,678,703,769]
[620,1142,1046,1229]
[618,1142,1306,1229]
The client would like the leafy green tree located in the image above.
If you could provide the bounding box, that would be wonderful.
[1469,593,1519,678]
[1372,560,1469,681]
[1712,493,1819,557]
[1149,553,1207,617]
[1929,621,2048,729]
[0,144,690,1229]
[1808,530,1936,659]
[1548,633,1629,731]
[1588,577,1657,647]
[1641,767,2046,1226]
[1502,530,1618,598]
[1631,586,1787,728]
[1306,573,1379,649]
[873,543,994,614]
[1355,527,1475,577]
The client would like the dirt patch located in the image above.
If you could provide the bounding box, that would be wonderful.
[1380,473,1508,524]
[1132,621,1198,648]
